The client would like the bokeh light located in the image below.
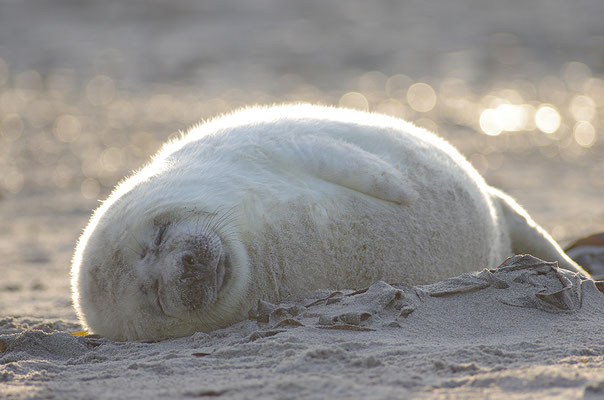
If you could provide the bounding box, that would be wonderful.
[1,113,24,141]
[0,58,601,200]
[500,104,530,132]
[535,105,561,134]
[53,115,81,143]
[406,83,437,112]
[479,109,503,136]
[415,117,438,133]
[53,160,76,188]
[569,95,596,121]
[100,147,124,172]
[80,178,101,199]
[339,92,369,111]
[573,121,596,147]
[386,74,413,99]
[2,167,24,194]
[585,77,604,107]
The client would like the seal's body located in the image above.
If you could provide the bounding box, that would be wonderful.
[71,104,589,341]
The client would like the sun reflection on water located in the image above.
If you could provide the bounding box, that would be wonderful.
[339,92,369,111]
[406,83,437,113]
[535,105,562,134]
[574,121,596,148]
[0,56,601,200]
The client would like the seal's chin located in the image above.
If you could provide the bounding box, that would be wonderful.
[165,250,232,316]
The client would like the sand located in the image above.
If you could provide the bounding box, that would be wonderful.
[2,256,604,399]
[1,1,604,399]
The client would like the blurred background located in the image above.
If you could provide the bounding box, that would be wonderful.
[0,0,603,321]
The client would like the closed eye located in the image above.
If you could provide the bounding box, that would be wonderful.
[154,223,169,247]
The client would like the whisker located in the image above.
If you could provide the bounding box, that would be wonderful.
[202,207,221,232]
[211,206,238,233]
[132,235,145,252]
[123,245,143,258]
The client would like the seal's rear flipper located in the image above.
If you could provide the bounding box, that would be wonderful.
[268,135,418,205]
[490,187,591,278]
[565,233,604,280]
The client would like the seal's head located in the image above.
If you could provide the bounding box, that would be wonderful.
[137,216,231,314]
[71,205,249,341]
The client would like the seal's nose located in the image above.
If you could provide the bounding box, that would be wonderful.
[176,234,225,309]
[179,242,221,279]
[180,252,202,279]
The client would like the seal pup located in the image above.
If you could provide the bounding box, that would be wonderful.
[71,104,590,341]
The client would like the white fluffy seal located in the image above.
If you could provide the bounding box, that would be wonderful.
[71,104,590,341]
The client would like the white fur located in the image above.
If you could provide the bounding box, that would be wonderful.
[71,104,590,341]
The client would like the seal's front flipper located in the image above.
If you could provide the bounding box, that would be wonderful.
[268,135,418,205]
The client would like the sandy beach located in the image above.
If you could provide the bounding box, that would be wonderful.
[1,1,604,398]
